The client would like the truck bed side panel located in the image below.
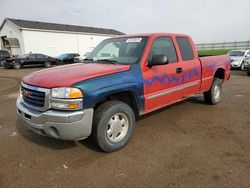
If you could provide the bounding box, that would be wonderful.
[199,55,231,92]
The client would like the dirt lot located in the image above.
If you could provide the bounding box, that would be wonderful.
[0,66,249,188]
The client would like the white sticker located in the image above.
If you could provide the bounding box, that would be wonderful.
[126,38,142,43]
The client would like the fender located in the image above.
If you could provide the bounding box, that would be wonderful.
[73,65,144,112]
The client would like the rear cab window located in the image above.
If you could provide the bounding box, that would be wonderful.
[149,37,178,63]
[176,37,194,61]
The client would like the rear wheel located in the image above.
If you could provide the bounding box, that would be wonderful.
[204,78,223,105]
[92,100,135,152]
[247,71,250,76]
[44,61,51,68]
[13,62,21,69]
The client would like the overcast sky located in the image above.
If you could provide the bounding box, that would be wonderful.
[0,0,249,43]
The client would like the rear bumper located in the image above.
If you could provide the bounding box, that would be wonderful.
[16,96,93,140]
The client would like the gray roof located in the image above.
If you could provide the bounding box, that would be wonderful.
[5,18,124,35]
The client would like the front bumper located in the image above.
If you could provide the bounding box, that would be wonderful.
[16,96,93,140]
[231,61,241,68]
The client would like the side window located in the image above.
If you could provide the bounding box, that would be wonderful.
[149,37,177,63]
[176,37,194,61]
[36,54,45,58]
[29,54,36,59]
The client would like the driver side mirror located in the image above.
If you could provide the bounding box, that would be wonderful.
[147,54,168,67]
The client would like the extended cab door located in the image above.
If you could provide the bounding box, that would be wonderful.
[175,36,201,98]
[142,36,185,113]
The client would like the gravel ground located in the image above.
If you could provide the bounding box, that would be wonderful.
[0,66,249,188]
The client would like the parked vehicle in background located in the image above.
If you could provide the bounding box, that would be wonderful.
[74,52,91,63]
[228,49,250,70]
[0,50,11,66]
[17,33,230,152]
[58,53,80,64]
[3,53,57,69]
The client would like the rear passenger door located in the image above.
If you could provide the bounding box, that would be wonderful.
[24,54,36,65]
[175,37,201,98]
[36,54,47,65]
[142,36,184,113]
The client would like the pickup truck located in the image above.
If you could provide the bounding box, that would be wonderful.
[16,33,230,152]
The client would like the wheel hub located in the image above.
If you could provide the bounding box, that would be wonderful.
[106,113,129,143]
[214,85,221,101]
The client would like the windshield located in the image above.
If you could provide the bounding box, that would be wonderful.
[87,36,148,64]
[229,51,245,56]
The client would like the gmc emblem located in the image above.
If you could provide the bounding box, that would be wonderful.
[22,90,31,97]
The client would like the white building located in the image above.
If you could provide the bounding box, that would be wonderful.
[0,18,124,56]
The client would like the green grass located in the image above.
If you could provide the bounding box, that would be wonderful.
[198,49,230,56]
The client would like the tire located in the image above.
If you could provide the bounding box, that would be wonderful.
[204,78,223,105]
[240,62,245,71]
[13,62,21,69]
[92,100,135,152]
[44,61,51,68]
[247,71,250,76]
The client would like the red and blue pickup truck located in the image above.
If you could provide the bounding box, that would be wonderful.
[17,33,230,152]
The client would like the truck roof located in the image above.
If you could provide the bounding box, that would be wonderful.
[112,33,191,39]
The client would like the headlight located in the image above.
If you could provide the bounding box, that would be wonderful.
[50,87,83,110]
[51,87,83,99]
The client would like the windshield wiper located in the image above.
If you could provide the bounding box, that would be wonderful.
[96,59,118,64]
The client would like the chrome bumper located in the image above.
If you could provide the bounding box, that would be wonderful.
[16,96,93,140]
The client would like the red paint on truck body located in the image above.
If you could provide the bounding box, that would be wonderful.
[23,63,130,88]
[138,33,230,114]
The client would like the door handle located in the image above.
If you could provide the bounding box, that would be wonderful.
[176,67,182,74]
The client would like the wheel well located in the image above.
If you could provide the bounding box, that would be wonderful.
[214,68,225,80]
[94,91,140,118]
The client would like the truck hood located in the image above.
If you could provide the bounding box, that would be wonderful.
[22,63,131,88]
[230,56,244,61]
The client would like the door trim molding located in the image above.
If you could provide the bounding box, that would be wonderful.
[146,82,199,100]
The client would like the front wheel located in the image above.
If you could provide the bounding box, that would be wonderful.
[92,101,135,152]
[204,78,223,105]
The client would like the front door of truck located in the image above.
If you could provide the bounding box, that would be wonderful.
[142,36,184,114]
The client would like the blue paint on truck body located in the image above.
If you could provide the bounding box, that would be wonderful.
[73,64,145,113]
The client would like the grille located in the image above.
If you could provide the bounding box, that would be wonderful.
[21,86,45,107]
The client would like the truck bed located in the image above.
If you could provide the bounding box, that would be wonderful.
[199,55,231,92]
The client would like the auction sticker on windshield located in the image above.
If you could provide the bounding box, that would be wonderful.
[126,38,142,43]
